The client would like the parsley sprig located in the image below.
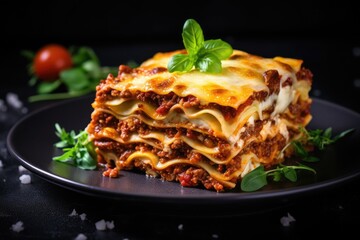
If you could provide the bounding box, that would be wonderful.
[241,127,354,192]
[167,19,233,73]
[292,127,355,162]
[53,123,97,170]
[302,127,354,150]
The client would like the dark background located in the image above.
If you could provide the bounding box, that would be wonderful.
[2,1,359,44]
[1,2,360,239]
[1,1,360,113]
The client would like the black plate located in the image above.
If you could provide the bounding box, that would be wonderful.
[6,95,360,207]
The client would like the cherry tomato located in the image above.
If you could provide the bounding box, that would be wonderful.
[33,44,73,81]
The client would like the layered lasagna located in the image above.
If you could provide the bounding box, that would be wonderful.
[86,49,313,192]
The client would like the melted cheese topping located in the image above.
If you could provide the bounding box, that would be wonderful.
[112,49,303,108]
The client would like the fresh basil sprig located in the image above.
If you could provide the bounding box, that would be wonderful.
[53,123,97,170]
[241,164,316,192]
[167,19,233,73]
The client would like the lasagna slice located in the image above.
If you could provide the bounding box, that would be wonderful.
[86,49,313,192]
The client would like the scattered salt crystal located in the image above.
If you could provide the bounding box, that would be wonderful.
[0,160,3,168]
[95,219,115,230]
[0,99,6,112]
[6,92,23,109]
[69,209,78,216]
[177,224,184,231]
[18,165,27,172]
[95,219,106,231]
[280,212,296,227]
[106,220,115,230]
[74,233,87,240]
[5,92,28,114]
[10,221,24,232]
[19,174,31,184]
[79,213,87,220]
[69,209,86,220]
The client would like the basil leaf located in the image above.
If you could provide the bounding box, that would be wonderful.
[37,80,62,94]
[302,155,320,162]
[333,128,355,141]
[167,18,233,73]
[60,68,89,92]
[272,171,282,182]
[20,50,35,60]
[241,166,268,192]
[182,19,204,54]
[292,141,308,158]
[202,39,233,60]
[283,167,297,182]
[195,53,222,73]
[72,46,100,66]
[323,127,332,138]
[82,60,101,79]
[28,76,38,86]
[167,54,194,72]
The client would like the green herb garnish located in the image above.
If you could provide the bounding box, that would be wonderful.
[53,123,97,170]
[241,127,354,192]
[167,19,233,73]
[292,127,354,162]
[302,127,354,150]
[241,164,316,192]
[292,141,320,162]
